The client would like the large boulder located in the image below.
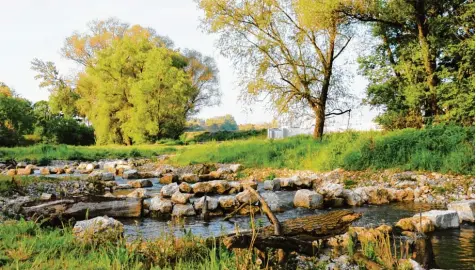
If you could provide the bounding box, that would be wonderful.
[160,183,179,198]
[261,191,285,212]
[192,182,213,194]
[395,217,435,233]
[414,210,459,229]
[73,216,123,243]
[219,196,239,209]
[264,179,280,191]
[171,191,193,204]
[194,196,219,212]
[448,200,475,222]
[127,179,153,188]
[149,197,173,214]
[172,204,196,217]
[101,172,115,181]
[293,189,323,209]
[123,170,139,179]
[236,190,259,204]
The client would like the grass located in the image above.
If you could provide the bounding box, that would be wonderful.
[0,219,252,270]
[0,144,178,164]
[173,125,474,175]
[1,125,474,175]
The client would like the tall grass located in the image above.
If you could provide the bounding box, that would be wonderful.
[0,219,245,270]
[173,125,474,175]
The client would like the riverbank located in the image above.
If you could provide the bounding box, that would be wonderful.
[1,125,474,175]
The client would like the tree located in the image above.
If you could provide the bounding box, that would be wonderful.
[0,84,34,146]
[61,18,173,67]
[342,0,474,128]
[31,59,79,118]
[182,49,221,118]
[76,34,194,145]
[205,115,239,131]
[199,0,353,139]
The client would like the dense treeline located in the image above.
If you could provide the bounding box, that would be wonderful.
[0,85,94,146]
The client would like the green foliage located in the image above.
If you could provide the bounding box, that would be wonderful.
[204,115,238,132]
[344,179,357,189]
[0,91,35,146]
[355,0,475,128]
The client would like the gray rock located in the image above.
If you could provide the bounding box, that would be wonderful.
[293,189,323,209]
[172,204,196,217]
[192,182,213,194]
[342,189,363,206]
[219,196,239,209]
[127,179,153,188]
[160,183,179,198]
[229,164,243,173]
[194,196,219,212]
[115,184,133,190]
[236,190,259,204]
[261,191,285,212]
[73,216,123,240]
[171,191,193,204]
[209,180,230,194]
[279,178,295,189]
[126,188,149,198]
[123,170,139,179]
[264,179,280,191]
[149,197,173,213]
[414,210,459,229]
[40,193,55,201]
[101,172,115,181]
[180,173,199,183]
[448,200,475,222]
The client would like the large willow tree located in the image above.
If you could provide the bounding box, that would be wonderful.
[199,0,353,139]
[76,34,194,145]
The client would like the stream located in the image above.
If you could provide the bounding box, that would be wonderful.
[44,173,475,269]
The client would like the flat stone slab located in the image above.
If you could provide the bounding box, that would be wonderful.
[448,200,475,222]
[413,210,459,229]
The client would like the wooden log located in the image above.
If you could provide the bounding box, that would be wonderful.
[223,210,361,253]
[246,187,282,235]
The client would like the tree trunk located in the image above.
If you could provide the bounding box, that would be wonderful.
[415,0,438,118]
[313,105,326,140]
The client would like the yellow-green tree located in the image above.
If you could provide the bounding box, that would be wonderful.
[76,34,193,145]
[199,0,353,139]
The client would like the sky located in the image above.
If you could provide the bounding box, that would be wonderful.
[0,0,379,130]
